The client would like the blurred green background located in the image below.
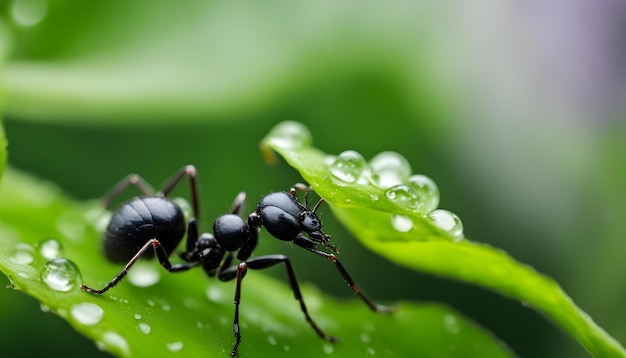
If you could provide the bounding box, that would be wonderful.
[1,1,625,357]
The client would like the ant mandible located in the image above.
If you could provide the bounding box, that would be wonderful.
[81,165,394,356]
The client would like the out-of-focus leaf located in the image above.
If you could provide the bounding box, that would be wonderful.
[2,2,444,123]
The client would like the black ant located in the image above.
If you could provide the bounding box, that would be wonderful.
[81,165,394,356]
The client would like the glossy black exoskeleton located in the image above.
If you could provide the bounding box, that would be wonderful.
[81,166,394,357]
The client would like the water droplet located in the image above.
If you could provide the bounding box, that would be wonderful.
[369,151,412,189]
[407,174,440,213]
[134,313,142,320]
[162,303,171,312]
[71,302,104,326]
[266,121,312,149]
[329,150,369,184]
[167,341,183,352]
[427,210,464,240]
[367,347,376,355]
[444,315,460,334]
[40,304,50,312]
[206,285,224,303]
[391,215,413,232]
[384,184,420,211]
[323,344,334,354]
[36,238,63,260]
[97,332,130,356]
[11,0,47,27]
[9,243,35,264]
[127,261,160,288]
[267,335,277,345]
[40,258,81,292]
[138,322,151,334]
[360,332,371,343]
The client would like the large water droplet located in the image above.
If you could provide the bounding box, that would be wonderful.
[266,121,312,149]
[40,258,82,292]
[384,184,420,211]
[427,209,464,240]
[329,150,369,184]
[391,215,413,232]
[407,174,440,213]
[36,238,63,261]
[11,0,47,27]
[127,261,160,288]
[9,243,35,264]
[369,151,412,189]
[71,302,104,326]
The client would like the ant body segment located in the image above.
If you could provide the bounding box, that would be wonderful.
[81,165,394,356]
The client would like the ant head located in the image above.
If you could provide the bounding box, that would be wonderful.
[299,198,339,253]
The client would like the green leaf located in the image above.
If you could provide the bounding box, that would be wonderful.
[0,166,513,357]
[0,122,6,179]
[261,121,626,358]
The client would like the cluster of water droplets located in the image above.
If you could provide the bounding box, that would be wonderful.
[328,150,464,240]
[7,238,87,292]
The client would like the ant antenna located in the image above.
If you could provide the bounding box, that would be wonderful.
[312,198,325,214]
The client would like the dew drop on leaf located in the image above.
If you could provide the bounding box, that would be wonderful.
[265,121,312,149]
[166,341,183,352]
[406,174,440,213]
[329,150,369,184]
[384,184,420,211]
[36,238,63,261]
[98,332,130,356]
[127,261,161,287]
[40,257,82,292]
[323,344,334,354]
[267,335,278,346]
[206,285,225,303]
[391,215,413,232]
[9,242,35,265]
[427,209,464,240]
[369,151,412,189]
[138,322,151,335]
[71,302,104,326]
[444,314,461,334]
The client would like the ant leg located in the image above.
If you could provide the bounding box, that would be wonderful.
[158,165,200,222]
[230,192,247,217]
[219,255,338,357]
[297,244,395,314]
[101,174,154,207]
[81,239,198,294]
